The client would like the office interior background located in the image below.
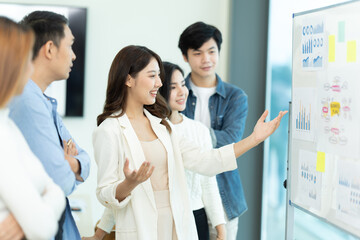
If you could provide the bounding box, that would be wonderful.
[1,0,358,239]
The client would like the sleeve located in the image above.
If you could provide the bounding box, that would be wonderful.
[213,90,248,147]
[198,125,225,227]
[97,208,116,233]
[93,124,132,209]
[177,126,238,177]
[0,147,65,240]
[9,96,77,196]
[201,176,225,227]
[56,114,90,184]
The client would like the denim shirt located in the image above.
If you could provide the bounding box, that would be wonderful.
[182,73,248,220]
[9,80,90,240]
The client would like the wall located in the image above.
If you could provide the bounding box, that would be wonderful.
[0,0,231,235]
[229,0,270,239]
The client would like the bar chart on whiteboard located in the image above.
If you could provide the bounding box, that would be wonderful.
[292,88,316,141]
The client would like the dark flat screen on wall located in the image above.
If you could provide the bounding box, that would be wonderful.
[0,4,87,117]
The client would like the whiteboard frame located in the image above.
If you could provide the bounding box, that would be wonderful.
[287,1,360,239]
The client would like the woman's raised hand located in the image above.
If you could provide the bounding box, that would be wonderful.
[251,110,287,145]
[123,158,155,186]
[115,158,155,202]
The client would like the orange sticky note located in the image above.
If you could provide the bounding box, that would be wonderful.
[329,35,335,62]
[347,40,356,62]
[316,152,325,172]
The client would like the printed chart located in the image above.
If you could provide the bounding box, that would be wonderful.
[336,159,360,229]
[301,19,326,70]
[292,88,316,141]
[296,150,323,210]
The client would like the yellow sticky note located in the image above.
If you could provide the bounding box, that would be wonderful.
[329,35,335,62]
[316,152,325,172]
[330,102,340,116]
[347,40,356,62]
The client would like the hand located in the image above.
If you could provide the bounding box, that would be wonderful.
[123,158,154,187]
[215,223,226,240]
[0,214,24,240]
[115,158,155,202]
[251,110,287,145]
[63,139,82,180]
[63,139,78,157]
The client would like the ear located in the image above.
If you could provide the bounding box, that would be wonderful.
[125,74,132,88]
[182,54,188,63]
[43,40,56,60]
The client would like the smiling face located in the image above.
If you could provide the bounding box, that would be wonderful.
[168,69,188,112]
[184,38,219,80]
[126,57,163,106]
[52,24,76,81]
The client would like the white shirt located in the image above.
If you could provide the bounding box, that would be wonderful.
[0,108,65,240]
[189,80,216,128]
[172,114,225,227]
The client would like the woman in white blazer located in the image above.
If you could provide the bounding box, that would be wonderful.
[0,17,65,240]
[92,45,286,240]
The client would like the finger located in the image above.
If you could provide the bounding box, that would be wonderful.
[139,164,153,182]
[276,111,285,124]
[123,158,130,172]
[258,110,269,123]
[63,140,68,152]
[137,161,149,176]
[71,142,78,156]
[274,111,286,129]
[73,142,79,155]
[146,166,155,178]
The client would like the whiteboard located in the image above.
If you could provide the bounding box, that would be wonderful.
[291,0,360,237]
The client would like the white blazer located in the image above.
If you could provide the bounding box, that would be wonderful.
[93,109,237,240]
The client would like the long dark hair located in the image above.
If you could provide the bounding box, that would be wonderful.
[97,45,171,132]
[160,61,185,102]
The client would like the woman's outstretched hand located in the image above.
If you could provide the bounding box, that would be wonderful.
[251,110,288,145]
[232,110,288,158]
[116,158,155,202]
[123,158,155,186]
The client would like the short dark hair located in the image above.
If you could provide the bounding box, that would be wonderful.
[20,11,68,60]
[160,62,184,102]
[178,21,222,58]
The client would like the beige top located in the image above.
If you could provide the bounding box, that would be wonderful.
[141,139,168,191]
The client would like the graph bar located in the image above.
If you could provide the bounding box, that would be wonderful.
[296,101,312,131]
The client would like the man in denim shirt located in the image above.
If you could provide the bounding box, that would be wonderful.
[179,22,248,240]
[9,11,90,240]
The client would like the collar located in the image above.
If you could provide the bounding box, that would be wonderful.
[116,108,162,128]
[27,79,52,101]
[185,73,226,98]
